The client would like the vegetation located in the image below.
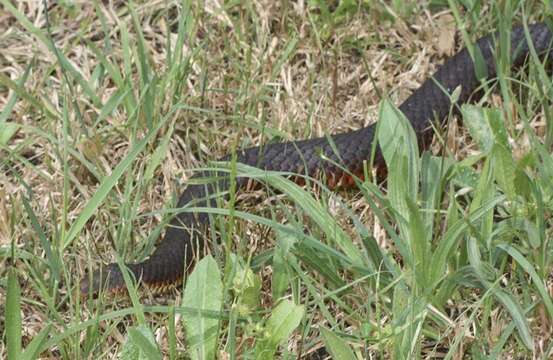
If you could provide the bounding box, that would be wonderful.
[1,0,552,358]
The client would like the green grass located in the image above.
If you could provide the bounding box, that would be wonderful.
[1,0,553,358]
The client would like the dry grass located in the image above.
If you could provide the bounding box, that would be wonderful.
[1,0,552,358]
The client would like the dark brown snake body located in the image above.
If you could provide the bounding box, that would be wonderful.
[81,22,553,295]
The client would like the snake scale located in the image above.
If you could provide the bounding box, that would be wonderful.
[80,22,553,296]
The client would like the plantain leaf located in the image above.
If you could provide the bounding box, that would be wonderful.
[182,255,223,360]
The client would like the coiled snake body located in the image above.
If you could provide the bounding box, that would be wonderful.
[81,22,553,295]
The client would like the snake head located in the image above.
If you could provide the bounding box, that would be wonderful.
[80,263,125,297]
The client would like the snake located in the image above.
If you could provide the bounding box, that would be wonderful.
[80,22,553,296]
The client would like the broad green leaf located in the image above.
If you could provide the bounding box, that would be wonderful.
[0,123,18,146]
[522,218,541,249]
[378,98,420,264]
[120,325,162,360]
[272,229,298,300]
[182,255,223,360]
[6,268,22,360]
[271,248,289,301]
[487,107,509,147]
[406,197,430,288]
[492,146,516,198]
[377,99,420,199]
[232,262,262,316]
[420,154,451,235]
[320,327,356,360]
[469,157,495,240]
[463,105,515,199]
[265,300,304,344]
[255,300,305,359]
[461,105,494,152]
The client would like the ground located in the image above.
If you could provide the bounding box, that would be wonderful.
[1,0,553,359]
